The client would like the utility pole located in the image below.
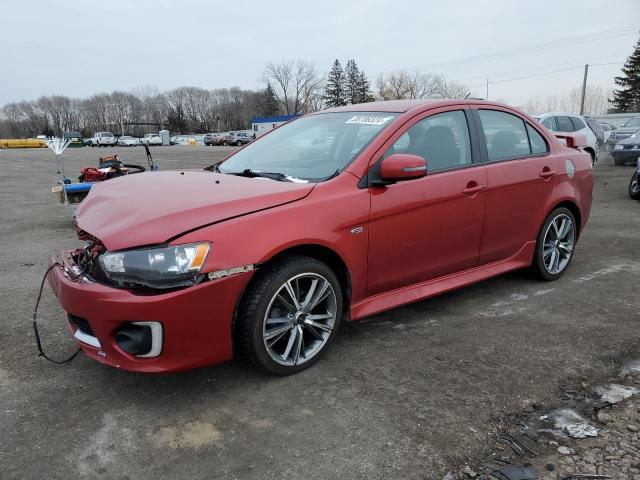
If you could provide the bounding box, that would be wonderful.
[579,64,589,115]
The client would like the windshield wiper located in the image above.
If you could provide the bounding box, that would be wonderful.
[226,168,292,182]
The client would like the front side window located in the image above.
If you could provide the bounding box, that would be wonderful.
[218,112,397,181]
[556,116,575,132]
[477,110,531,161]
[385,110,472,172]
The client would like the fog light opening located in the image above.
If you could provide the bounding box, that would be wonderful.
[115,322,162,358]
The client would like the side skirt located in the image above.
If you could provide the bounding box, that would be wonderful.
[350,241,536,320]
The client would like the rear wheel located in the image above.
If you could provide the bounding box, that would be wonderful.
[236,140,243,146]
[237,255,343,375]
[629,172,640,200]
[531,207,577,281]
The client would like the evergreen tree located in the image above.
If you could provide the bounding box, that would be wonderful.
[323,59,347,108]
[611,36,640,113]
[344,59,360,104]
[260,83,280,116]
[355,70,374,104]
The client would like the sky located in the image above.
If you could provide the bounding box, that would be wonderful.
[2,0,640,107]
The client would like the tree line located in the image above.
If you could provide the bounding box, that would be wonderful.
[0,59,471,138]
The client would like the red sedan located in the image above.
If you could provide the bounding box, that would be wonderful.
[48,99,593,374]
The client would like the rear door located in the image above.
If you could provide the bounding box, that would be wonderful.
[367,107,487,296]
[472,108,558,265]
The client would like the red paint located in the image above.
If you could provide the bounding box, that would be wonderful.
[50,100,593,373]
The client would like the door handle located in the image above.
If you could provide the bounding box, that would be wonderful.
[461,184,486,195]
[539,169,556,178]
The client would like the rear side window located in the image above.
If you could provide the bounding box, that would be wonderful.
[570,117,586,130]
[556,116,574,132]
[526,125,549,155]
[477,110,531,161]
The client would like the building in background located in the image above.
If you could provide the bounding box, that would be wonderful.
[251,115,298,138]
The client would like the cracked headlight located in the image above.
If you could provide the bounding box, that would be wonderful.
[99,242,210,289]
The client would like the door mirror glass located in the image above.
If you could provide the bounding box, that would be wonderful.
[379,153,427,181]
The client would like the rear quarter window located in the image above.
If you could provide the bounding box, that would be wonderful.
[570,117,586,130]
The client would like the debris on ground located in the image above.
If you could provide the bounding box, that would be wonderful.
[490,465,538,480]
[444,359,640,480]
[596,384,638,404]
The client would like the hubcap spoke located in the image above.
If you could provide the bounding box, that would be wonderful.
[283,280,302,311]
[265,322,294,341]
[303,318,332,333]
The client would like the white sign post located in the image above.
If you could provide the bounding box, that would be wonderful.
[45,137,72,204]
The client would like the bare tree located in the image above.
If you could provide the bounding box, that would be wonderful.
[263,60,320,114]
[376,70,467,100]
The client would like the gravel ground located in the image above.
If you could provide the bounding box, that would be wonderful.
[0,146,639,479]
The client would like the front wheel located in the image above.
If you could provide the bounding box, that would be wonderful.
[531,207,577,281]
[629,172,640,200]
[237,255,343,375]
[236,140,243,146]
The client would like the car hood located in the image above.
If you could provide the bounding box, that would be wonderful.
[75,170,315,251]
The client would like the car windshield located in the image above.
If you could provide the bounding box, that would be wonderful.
[217,112,397,181]
[624,118,640,128]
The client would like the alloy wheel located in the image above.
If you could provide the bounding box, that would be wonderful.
[542,213,575,275]
[262,273,337,367]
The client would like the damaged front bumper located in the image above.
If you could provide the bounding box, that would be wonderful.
[47,249,253,373]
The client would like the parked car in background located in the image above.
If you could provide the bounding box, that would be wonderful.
[90,132,116,147]
[612,131,640,166]
[63,131,84,148]
[608,117,640,151]
[224,131,253,146]
[534,113,599,163]
[49,99,592,374]
[204,133,227,146]
[117,136,141,147]
[141,133,162,146]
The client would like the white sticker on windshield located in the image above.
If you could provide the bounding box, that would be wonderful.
[345,115,393,126]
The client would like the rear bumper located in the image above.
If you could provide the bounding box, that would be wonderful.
[47,249,253,373]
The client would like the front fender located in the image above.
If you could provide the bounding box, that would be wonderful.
[175,174,371,304]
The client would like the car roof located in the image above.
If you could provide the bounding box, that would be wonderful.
[320,99,527,114]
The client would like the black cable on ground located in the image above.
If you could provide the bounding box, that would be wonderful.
[32,263,80,364]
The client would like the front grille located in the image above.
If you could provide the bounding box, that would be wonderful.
[68,314,95,337]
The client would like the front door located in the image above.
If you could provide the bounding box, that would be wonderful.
[367,108,487,297]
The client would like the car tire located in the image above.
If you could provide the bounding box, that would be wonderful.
[237,255,343,375]
[531,207,577,281]
[629,172,640,200]
[614,158,626,166]
[236,140,243,147]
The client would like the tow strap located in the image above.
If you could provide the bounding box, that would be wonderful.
[32,263,80,364]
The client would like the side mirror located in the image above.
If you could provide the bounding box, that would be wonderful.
[379,153,427,182]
